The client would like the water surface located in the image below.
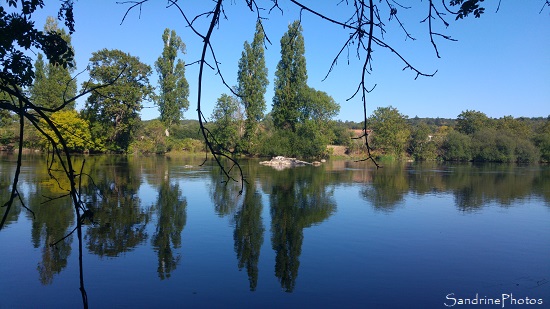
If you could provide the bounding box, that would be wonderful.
[1,155,549,308]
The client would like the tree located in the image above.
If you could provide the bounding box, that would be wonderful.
[409,122,438,161]
[442,130,472,161]
[237,21,269,154]
[40,110,101,152]
[210,93,242,152]
[155,28,190,133]
[272,20,307,132]
[369,106,411,158]
[534,117,550,162]
[82,49,153,152]
[30,17,77,111]
[456,110,493,135]
[0,2,95,307]
[495,116,532,139]
[300,87,340,126]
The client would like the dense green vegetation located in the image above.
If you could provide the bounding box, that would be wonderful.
[0,14,548,162]
[363,107,549,163]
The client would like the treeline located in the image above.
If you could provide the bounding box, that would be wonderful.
[0,18,341,158]
[1,18,548,163]
[343,107,549,163]
[0,18,191,154]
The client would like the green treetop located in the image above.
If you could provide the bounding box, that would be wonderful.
[369,106,411,157]
[82,49,153,152]
[155,28,190,132]
[30,16,77,111]
[456,110,493,135]
[210,93,242,152]
[272,20,307,132]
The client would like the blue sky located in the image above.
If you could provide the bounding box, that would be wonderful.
[30,1,550,122]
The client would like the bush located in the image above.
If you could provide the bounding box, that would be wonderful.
[534,132,550,162]
[469,128,539,163]
[441,130,471,161]
[515,139,540,163]
[258,124,330,159]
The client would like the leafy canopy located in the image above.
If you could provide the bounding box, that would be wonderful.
[83,49,153,152]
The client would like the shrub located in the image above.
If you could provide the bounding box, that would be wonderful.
[441,130,471,161]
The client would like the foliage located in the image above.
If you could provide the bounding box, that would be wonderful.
[534,118,550,162]
[451,0,486,19]
[210,93,243,152]
[265,21,339,159]
[155,28,189,131]
[0,1,75,88]
[514,138,540,163]
[495,116,531,139]
[82,49,153,153]
[470,128,539,163]
[272,20,307,132]
[178,138,204,153]
[29,17,77,111]
[169,119,202,140]
[40,110,101,152]
[300,87,340,126]
[369,106,411,158]
[259,123,330,159]
[409,122,438,161]
[129,119,166,154]
[331,121,352,147]
[456,110,493,135]
[441,130,472,161]
[237,21,269,154]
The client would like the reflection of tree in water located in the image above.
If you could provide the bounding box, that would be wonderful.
[0,162,20,227]
[22,162,76,285]
[533,168,550,206]
[209,166,242,217]
[446,164,542,211]
[30,191,74,285]
[233,176,264,291]
[152,179,187,280]
[268,167,336,292]
[85,157,150,257]
[360,165,409,211]
[359,162,549,212]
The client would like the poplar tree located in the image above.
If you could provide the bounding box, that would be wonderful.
[155,28,189,133]
[30,17,77,111]
[237,21,269,153]
[272,20,307,132]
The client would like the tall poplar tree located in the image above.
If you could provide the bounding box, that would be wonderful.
[272,20,307,132]
[155,28,189,133]
[30,16,77,111]
[237,21,269,153]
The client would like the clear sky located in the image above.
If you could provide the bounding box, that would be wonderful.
[30,1,550,122]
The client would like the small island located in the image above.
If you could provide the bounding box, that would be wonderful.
[260,156,323,169]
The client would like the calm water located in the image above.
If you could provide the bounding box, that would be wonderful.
[1,155,549,308]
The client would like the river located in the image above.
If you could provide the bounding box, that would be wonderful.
[1,154,549,308]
